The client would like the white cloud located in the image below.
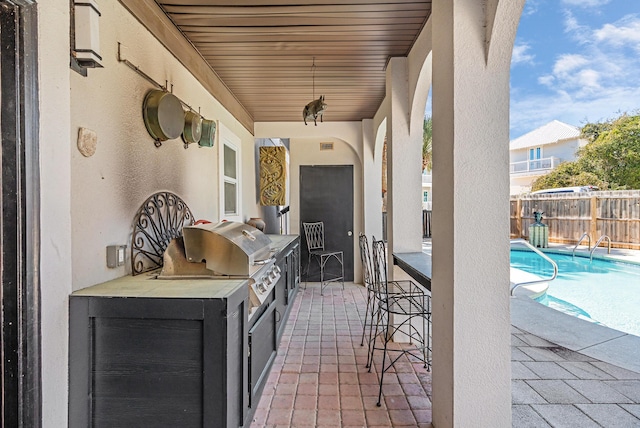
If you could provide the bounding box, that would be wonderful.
[511,84,640,138]
[511,43,535,65]
[563,11,591,43]
[511,6,640,138]
[561,0,611,7]
[594,16,640,50]
[553,54,588,75]
[522,0,542,17]
[538,75,555,87]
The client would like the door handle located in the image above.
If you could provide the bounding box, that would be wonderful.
[347,231,352,236]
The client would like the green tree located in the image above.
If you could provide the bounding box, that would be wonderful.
[531,112,640,191]
[577,114,640,189]
[531,161,605,191]
[422,117,432,173]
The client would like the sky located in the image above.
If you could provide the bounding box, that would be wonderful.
[510,0,640,138]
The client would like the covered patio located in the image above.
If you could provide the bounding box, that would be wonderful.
[6,0,528,426]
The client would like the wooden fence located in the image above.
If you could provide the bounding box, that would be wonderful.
[510,190,640,250]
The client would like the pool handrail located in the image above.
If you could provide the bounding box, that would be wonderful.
[510,239,558,297]
[590,235,611,261]
[572,232,591,259]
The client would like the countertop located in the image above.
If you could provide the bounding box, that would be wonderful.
[392,251,432,291]
[72,234,299,299]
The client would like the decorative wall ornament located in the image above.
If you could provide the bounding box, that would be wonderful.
[259,146,288,206]
[77,127,97,157]
[302,57,327,125]
[130,192,194,275]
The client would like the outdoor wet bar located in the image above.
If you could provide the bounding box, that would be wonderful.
[68,193,300,428]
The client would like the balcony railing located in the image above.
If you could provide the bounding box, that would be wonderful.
[510,156,560,174]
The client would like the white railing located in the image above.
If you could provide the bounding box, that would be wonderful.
[510,156,560,174]
[509,239,558,297]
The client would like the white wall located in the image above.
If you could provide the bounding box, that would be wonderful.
[69,0,256,290]
[38,1,258,425]
[39,1,73,426]
[255,122,364,282]
[510,138,583,163]
[541,138,582,160]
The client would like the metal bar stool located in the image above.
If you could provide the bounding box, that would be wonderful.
[358,233,376,351]
[368,237,431,407]
[302,221,344,295]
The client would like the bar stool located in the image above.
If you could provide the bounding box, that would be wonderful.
[368,237,431,407]
[302,221,344,295]
[358,233,375,350]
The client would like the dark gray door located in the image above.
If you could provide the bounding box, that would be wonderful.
[300,165,354,282]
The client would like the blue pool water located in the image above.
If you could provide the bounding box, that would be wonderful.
[510,250,640,337]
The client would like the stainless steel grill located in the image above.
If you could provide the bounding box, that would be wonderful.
[157,221,281,320]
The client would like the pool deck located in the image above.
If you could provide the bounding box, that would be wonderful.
[433,240,640,426]
[509,241,640,375]
[250,242,640,427]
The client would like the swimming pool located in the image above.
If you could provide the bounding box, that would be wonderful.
[510,249,640,337]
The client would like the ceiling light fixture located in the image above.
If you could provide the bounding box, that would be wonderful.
[302,57,327,126]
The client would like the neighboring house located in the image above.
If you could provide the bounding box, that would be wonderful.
[509,120,588,195]
[422,170,432,210]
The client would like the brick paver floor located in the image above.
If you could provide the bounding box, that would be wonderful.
[250,283,432,428]
[250,282,640,427]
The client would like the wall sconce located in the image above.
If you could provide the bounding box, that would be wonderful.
[72,0,103,71]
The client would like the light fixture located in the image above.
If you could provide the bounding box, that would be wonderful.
[302,57,327,125]
[72,0,103,70]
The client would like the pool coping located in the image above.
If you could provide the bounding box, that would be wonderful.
[511,296,640,373]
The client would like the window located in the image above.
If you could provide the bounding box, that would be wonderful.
[529,147,542,170]
[223,144,237,215]
[218,122,242,221]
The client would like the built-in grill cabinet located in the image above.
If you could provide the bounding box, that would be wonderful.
[68,234,300,428]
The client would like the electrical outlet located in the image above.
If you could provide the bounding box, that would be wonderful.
[106,245,127,268]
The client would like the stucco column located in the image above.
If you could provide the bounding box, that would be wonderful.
[361,119,383,240]
[386,57,423,266]
[431,0,524,426]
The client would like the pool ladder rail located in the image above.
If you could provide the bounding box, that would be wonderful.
[590,235,611,261]
[572,232,591,259]
[572,232,612,261]
[510,239,558,297]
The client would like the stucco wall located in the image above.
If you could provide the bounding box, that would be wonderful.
[70,0,256,290]
[39,1,73,426]
[38,1,258,425]
[255,122,364,281]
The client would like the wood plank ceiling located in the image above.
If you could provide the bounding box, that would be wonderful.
[156,0,432,123]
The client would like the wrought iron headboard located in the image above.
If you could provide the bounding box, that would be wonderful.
[131,191,194,275]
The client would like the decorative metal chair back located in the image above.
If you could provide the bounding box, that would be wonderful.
[131,191,194,275]
[359,233,374,290]
[303,221,326,252]
[371,237,389,297]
